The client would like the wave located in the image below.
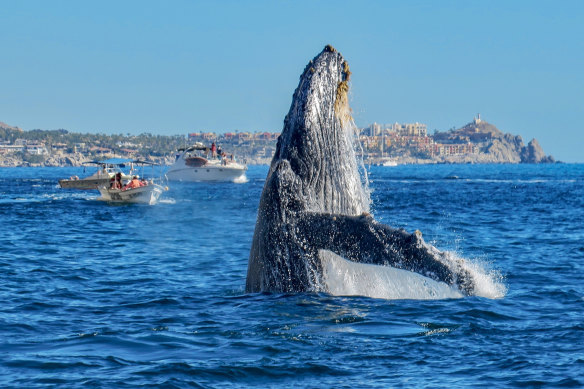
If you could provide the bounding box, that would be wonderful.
[158,198,176,205]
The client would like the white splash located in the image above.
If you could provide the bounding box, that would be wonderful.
[344,116,372,214]
[445,251,507,299]
[233,174,249,184]
[319,250,505,300]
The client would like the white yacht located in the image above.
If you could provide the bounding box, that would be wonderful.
[166,143,247,182]
[381,158,398,167]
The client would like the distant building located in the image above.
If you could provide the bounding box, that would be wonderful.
[388,122,427,137]
[202,132,216,141]
[361,122,427,137]
[255,132,279,141]
[26,144,48,155]
[117,141,140,148]
[89,146,112,155]
[188,131,280,144]
[364,123,383,136]
[0,144,24,154]
[120,148,138,156]
[74,143,88,153]
[235,132,252,142]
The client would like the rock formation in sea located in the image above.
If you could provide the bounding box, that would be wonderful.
[521,138,554,163]
[432,119,555,164]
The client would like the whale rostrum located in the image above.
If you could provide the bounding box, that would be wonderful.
[246,45,475,295]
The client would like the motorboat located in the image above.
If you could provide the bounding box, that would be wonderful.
[381,158,398,167]
[97,181,166,205]
[166,143,247,182]
[377,131,398,166]
[59,158,134,190]
[96,160,168,205]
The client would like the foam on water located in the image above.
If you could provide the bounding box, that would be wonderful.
[447,251,507,299]
[233,174,249,184]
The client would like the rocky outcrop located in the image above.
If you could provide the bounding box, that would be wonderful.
[484,138,522,163]
[434,120,555,164]
[520,139,555,163]
[42,154,90,167]
[0,155,21,167]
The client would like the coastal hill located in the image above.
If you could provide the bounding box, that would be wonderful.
[0,121,21,131]
[429,117,555,164]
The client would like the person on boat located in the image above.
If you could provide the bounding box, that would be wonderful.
[122,176,141,191]
[130,176,141,189]
[111,172,123,189]
[211,142,217,158]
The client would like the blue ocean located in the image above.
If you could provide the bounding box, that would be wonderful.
[1,164,583,388]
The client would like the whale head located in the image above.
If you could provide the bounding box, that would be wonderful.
[269,44,369,216]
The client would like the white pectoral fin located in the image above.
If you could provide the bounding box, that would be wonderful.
[299,212,475,295]
[318,250,463,300]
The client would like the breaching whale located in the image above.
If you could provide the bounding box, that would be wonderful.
[246,45,476,296]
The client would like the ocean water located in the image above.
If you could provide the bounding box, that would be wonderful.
[0,164,583,388]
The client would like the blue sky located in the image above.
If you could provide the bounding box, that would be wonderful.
[1,0,582,161]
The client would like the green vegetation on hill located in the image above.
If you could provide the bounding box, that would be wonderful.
[0,124,279,166]
[0,126,188,156]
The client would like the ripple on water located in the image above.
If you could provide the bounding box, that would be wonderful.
[1,165,583,387]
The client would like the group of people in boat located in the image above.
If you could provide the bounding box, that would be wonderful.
[109,172,150,191]
[210,142,235,163]
[177,142,237,165]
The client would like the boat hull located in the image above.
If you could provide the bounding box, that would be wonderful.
[98,184,165,205]
[166,165,246,182]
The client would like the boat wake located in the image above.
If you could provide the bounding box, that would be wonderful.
[320,250,506,300]
[233,175,249,184]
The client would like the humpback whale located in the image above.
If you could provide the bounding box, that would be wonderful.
[246,45,476,296]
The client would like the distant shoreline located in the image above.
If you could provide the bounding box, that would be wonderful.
[1,117,559,167]
[1,160,573,169]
